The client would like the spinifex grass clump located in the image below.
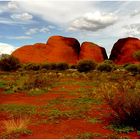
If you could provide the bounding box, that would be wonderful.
[100,80,140,128]
[2,116,31,134]
[1,116,32,138]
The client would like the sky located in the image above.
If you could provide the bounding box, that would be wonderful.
[0,1,140,56]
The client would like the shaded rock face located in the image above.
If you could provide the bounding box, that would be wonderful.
[109,37,140,64]
[12,36,80,64]
[79,42,108,63]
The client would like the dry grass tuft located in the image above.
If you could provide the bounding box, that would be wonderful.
[2,116,30,134]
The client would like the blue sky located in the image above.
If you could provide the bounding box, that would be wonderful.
[0,1,140,56]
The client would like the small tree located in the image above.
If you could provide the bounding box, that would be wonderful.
[77,60,96,72]
[0,55,20,71]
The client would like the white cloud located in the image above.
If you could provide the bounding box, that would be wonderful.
[25,28,38,35]
[131,10,140,17]
[40,27,50,33]
[25,27,50,35]
[8,1,18,10]
[69,11,118,31]
[123,23,140,37]
[16,1,96,24]
[7,36,32,40]
[0,43,16,55]
[11,13,33,21]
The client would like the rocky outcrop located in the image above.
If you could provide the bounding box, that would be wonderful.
[79,42,108,62]
[46,35,80,64]
[109,37,140,64]
[12,43,50,63]
[12,36,80,64]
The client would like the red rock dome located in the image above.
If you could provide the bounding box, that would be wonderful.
[12,43,50,63]
[109,37,140,64]
[46,35,80,64]
[12,36,80,64]
[79,42,108,63]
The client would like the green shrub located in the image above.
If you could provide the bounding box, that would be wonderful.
[70,64,77,69]
[49,63,57,70]
[133,50,140,61]
[97,63,115,72]
[56,62,69,71]
[77,60,96,72]
[23,63,41,71]
[103,60,114,64]
[0,55,20,71]
[125,64,139,74]
[41,63,52,70]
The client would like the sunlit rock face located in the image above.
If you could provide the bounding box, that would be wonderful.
[46,35,80,64]
[109,37,140,64]
[12,35,80,64]
[12,43,50,63]
[79,42,108,63]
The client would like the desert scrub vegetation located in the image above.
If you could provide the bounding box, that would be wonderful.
[77,60,97,72]
[96,60,116,72]
[1,116,32,138]
[0,104,37,116]
[124,64,140,75]
[133,50,140,61]
[22,62,69,71]
[22,63,41,71]
[55,62,69,70]
[42,95,101,121]
[5,72,59,95]
[0,55,20,71]
[98,80,140,128]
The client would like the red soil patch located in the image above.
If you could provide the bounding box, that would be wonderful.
[0,79,140,139]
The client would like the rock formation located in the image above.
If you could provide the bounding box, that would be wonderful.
[12,36,80,64]
[46,35,80,64]
[109,37,140,64]
[79,42,108,63]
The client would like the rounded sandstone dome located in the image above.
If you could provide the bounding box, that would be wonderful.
[109,37,140,64]
[12,35,80,64]
[79,42,108,63]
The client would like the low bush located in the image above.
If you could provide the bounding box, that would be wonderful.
[133,50,140,61]
[56,62,69,71]
[23,63,41,71]
[0,55,20,71]
[70,64,77,69]
[49,63,57,70]
[77,60,97,72]
[101,80,140,127]
[97,63,115,72]
[125,64,139,74]
[41,63,52,70]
